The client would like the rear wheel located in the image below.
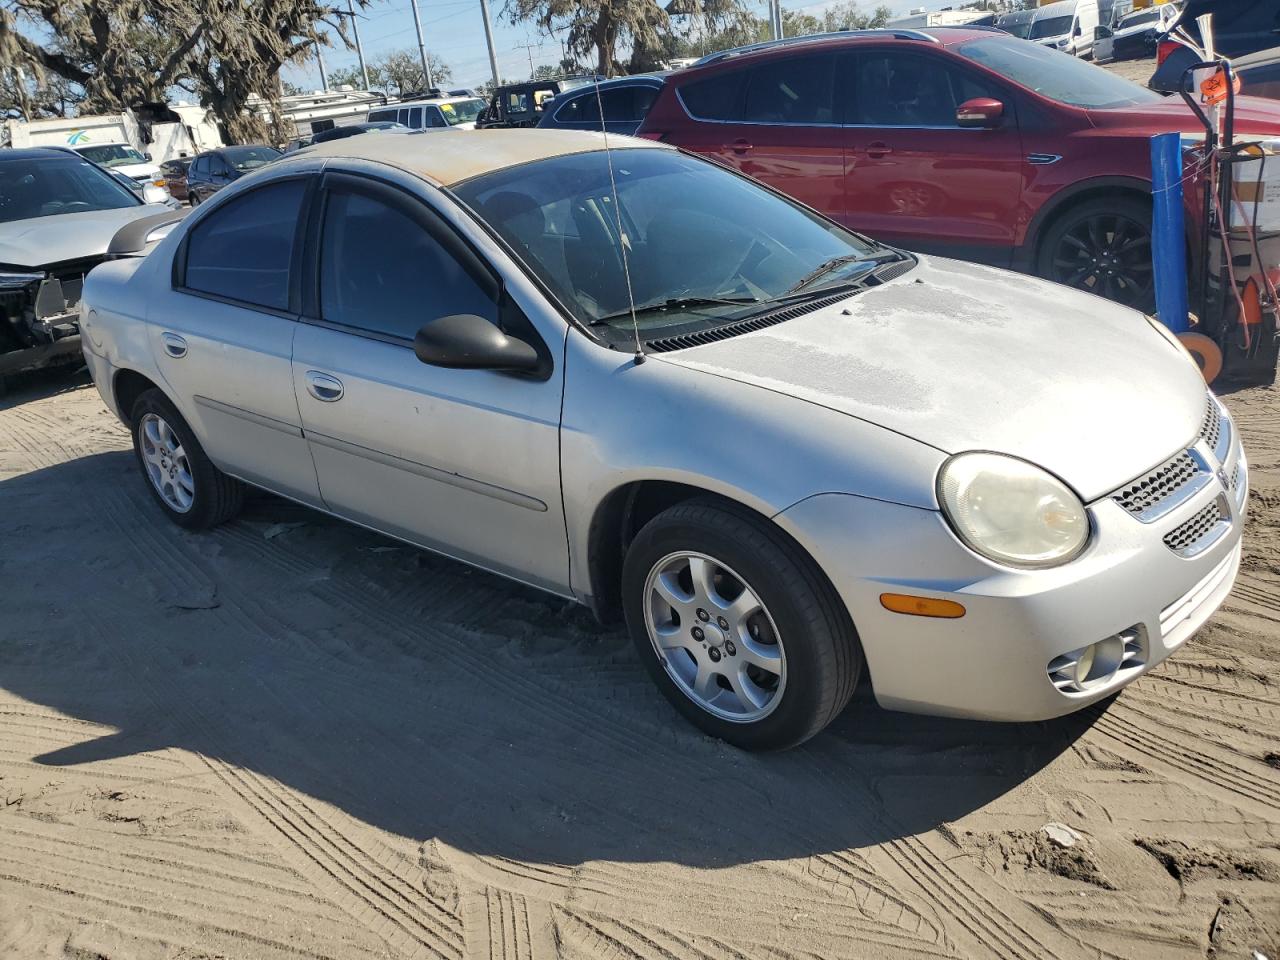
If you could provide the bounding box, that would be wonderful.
[622,499,862,750]
[130,389,243,530]
[1036,196,1154,311]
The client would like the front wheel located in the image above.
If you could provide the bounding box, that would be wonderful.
[1035,196,1154,311]
[622,499,862,750]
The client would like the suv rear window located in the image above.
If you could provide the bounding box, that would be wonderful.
[678,72,744,121]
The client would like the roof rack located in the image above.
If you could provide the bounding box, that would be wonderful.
[690,28,938,67]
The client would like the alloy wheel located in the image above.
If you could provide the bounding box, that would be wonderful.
[643,551,786,722]
[1049,212,1153,309]
[139,412,195,513]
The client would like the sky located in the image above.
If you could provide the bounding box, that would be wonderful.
[284,0,960,92]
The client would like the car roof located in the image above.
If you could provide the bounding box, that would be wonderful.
[687,26,1000,67]
[0,147,88,162]
[290,128,668,186]
[385,95,484,107]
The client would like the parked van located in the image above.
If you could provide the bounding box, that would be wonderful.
[366,95,487,131]
[996,7,1037,37]
[1029,0,1101,58]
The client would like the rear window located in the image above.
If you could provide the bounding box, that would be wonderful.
[678,72,744,121]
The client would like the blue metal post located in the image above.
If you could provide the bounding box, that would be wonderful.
[1150,132,1190,332]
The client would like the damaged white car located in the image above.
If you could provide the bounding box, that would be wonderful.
[0,147,179,391]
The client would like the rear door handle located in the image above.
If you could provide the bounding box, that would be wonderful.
[725,139,753,155]
[305,370,344,402]
[865,141,892,159]
[160,332,187,358]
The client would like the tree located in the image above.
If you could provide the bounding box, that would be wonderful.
[504,0,741,77]
[0,0,366,143]
[367,48,453,96]
[325,65,364,90]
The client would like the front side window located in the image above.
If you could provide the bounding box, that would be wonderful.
[318,186,496,340]
[426,107,447,128]
[182,179,305,310]
[852,52,995,127]
[956,35,1162,108]
[743,55,836,124]
[455,149,884,342]
[0,155,139,224]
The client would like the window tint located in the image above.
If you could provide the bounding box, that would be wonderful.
[743,55,836,124]
[191,156,206,176]
[851,53,998,126]
[183,179,305,311]
[319,187,496,340]
[679,72,744,121]
[427,106,447,127]
[956,35,1161,107]
[368,109,396,123]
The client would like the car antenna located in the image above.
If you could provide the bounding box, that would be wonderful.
[592,80,645,365]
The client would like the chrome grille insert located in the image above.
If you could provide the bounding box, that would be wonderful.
[1199,393,1231,463]
[1163,497,1230,557]
[1111,450,1208,521]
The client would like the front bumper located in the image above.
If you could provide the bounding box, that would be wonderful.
[775,413,1247,722]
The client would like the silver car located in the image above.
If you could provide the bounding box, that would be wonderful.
[80,131,1246,750]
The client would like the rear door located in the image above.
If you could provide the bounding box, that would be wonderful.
[839,47,1025,265]
[147,174,322,504]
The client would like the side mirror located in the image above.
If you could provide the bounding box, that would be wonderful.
[414,313,540,372]
[956,97,1004,129]
[1073,23,1083,36]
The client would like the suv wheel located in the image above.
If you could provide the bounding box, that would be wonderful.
[622,498,862,750]
[130,389,244,529]
[1036,196,1154,311]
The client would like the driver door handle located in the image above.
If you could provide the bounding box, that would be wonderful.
[866,141,892,158]
[305,371,344,402]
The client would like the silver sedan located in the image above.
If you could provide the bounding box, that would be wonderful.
[80,131,1246,749]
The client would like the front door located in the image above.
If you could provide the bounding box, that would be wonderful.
[840,48,1025,265]
[146,174,322,505]
[291,172,570,593]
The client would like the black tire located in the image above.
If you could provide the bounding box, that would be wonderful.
[130,389,243,530]
[1035,195,1154,312]
[622,498,862,751]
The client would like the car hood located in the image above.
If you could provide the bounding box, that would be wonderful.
[0,205,160,268]
[657,256,1207,503]
[1089,95,1280,133]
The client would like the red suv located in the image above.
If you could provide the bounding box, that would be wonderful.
[638,28,1280,309]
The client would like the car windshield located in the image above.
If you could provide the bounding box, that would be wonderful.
[957,36,1164,107]
[1116,9,1160,28]
[1029,14,1073,38]
[454,149,887,342]
[440,99,485,124]
[223,145,281,171]
[0,154,139,224]
[1001,18,1034,37]
[75,143,147,168]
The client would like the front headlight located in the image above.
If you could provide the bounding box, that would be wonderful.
[938,452,1089,569]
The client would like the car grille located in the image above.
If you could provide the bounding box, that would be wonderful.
[1199,392,1229,461]
[1162,497,1230,557]
[1111,450,1202,518]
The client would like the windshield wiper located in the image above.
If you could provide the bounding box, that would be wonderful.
[590,295,760,325]
[785,250,905,294]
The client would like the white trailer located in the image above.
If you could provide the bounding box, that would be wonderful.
[1,107,220,163]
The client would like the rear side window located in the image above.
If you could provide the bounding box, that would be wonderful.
[368,109,396,123]
[743,55,836,124]
[678,72,744,121]
[318,186,497,340]
[182,179,306,311]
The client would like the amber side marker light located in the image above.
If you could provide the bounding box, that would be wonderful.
[879,593,966,619]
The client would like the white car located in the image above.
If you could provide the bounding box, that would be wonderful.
[69,142,165,188]
[1095,4,1180,63]
[366,96,487,131]
[79,132,1246,750]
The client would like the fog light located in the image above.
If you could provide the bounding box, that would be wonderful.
[1047,629,1140,694]
[1073,644,1096,687]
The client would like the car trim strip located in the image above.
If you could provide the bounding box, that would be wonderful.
[305,430,549,513]
[193,395,303,438]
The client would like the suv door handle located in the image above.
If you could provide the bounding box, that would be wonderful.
[866,141,892,158]
[725,139,753,155]
[305,371,344,402]
[160,332,188,358]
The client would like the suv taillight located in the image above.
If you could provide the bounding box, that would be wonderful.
[1157,38,1181,66]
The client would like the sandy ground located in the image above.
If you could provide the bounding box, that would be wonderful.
[0,366,1276,960]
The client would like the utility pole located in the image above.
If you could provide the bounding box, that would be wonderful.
[348,0,371,90]
[478,0,502,89]
[409,0,436,91]
[316,40,329,91]
[515,38,538,78]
